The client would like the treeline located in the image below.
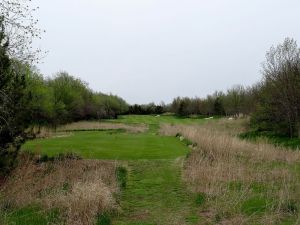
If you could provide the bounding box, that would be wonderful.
[169,38,300,138]
[127,103,165,115]
[26,71,128,128]
[169,85,257,117]
[129,85,257,118]
[251,39,300,138]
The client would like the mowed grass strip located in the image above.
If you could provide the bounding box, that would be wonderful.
[113,160,200,225]
[22,130,189,160]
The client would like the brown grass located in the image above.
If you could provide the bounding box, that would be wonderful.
[57,121,148,133]
[30,121,148,139]
[0,154,118,225]
[160,119,300,224]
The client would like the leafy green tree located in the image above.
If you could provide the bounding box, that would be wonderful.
[25,70,54,130]
[223,85,245,117]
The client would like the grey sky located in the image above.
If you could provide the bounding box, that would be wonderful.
[36,0,300,104]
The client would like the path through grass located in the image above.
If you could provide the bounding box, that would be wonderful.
[114,160,200,225]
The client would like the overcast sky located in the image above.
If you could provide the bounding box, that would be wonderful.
[35,0,300,104]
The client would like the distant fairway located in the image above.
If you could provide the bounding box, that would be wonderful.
[104,114,211,134]
[105,114,208,126]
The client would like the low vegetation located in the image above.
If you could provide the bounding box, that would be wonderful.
[161,119,300,224]
[0,153,118,225]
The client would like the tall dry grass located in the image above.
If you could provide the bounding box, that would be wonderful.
[57,121,148,133]
[161,119,300,224]
[0,154,118,225]
[30,121,148,139]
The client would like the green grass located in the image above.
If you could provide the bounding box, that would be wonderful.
[97,213,112,225]
[116,166,128,189]
[106,114,208,125]
[23,115,204,160]
[239,130,300,149]
[241,197,269,215]
[105,115,211,134]
[113,160,201,225]
[22,130,189,160]
[0,206,60,225]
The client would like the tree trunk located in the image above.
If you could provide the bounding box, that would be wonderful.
[298,122,300,139]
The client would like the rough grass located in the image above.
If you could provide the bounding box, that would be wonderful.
[57,121,148,133]
[0,153,118,225]
[31,121,148,139]
[160,120,300,225]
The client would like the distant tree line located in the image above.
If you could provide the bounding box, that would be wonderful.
[127,103,165,115]
[169,38,300,139]
[169,85,257,118]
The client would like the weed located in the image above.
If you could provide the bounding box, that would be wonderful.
[97,212,111,225]
[228,181,242,191]
[116,166,128,189]
[195,193,206,206]
[241,197,268,215]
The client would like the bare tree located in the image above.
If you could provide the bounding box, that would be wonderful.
[224,85,245,117]
[0,0,44,63]
[262,38,300,138]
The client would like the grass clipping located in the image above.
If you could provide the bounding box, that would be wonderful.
[0,155,118,225]
[161,119,300,225]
